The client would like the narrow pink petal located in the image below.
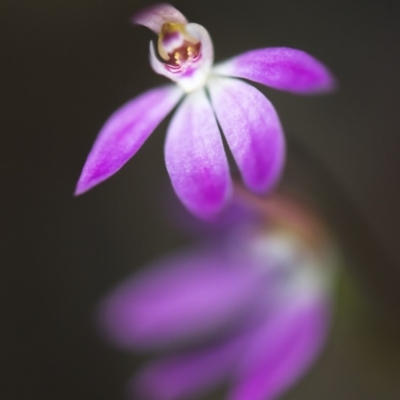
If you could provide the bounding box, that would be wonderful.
[229,298,331,400]
[98,249,264,349]
[165,89,232,219]
[208,77,285,193]
[132,3,187,33]
[130,336,243,400]
[75,85,183,195]
[213,47,336,94]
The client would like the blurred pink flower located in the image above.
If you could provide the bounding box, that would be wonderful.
[98,194,337,400]
[75,3,335,219]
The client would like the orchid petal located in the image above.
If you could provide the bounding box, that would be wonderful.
[131,337,243,400]
[213,47,336,94]
[165,89,232,219]
[150,23,213,92]
[209,77,285,193]
[98,249,265,350]
[75,85,183,195]
[132,3,187,33]
[229,298,331,400]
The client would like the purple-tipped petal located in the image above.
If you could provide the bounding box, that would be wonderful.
[229,298,331,400]
[99,250,265,349]
[75,85,183,195]
[213,47,336,94]
[132,3,187,33]
[165,89,232,219]
[131,336,243,400]
[208,77,285,193]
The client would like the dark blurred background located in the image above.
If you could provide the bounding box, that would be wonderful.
[1,0,400,399]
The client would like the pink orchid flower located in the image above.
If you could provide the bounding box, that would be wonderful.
[75,3,335,219]
[98,192,338,400]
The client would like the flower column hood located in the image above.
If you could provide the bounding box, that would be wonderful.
[75,3,335,219]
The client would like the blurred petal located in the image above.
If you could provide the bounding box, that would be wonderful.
[75,85,182,195]
[229,298,331,400]
[165,89,232,219]
[164,186,257,239]
[131,336,243,400]
[98,250,265,350]
[208,77,285,193]
[132,3,187,33]
[213,47,336,94]
[150,23,214,92]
